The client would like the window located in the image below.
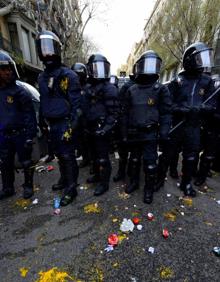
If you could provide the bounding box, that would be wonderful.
[21,27,31,62]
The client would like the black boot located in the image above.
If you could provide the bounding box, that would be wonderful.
[0,167,15,200]
[143,164,157,204]
[113,159,126,182]
[194,156,213,186]
[52,160,65,191]
[181,158,197,197]
[94,159,111,196]
[155,154,168,191]
[87,161,99,183]
[180,183,197,197]
[23,167,34,199]
[125,158,140,194]
[60,157,78,206]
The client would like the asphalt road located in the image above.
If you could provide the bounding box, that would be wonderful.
[0,155,220,282]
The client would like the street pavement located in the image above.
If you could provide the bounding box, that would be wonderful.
[0,155,220,282]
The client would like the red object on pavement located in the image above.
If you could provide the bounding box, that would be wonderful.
[147,213,154,221]
[162,228,169,238]
[108,234,119,246]
[47,165,54,172]
[132,217,140,225]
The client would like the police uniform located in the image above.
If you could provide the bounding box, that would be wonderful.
[121,50,172,204]
[0,51,37,199]
[36,31,81,206]
[85,79,119,196]
[157,42,216,197]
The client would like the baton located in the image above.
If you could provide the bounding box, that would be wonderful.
[169,86,220,135]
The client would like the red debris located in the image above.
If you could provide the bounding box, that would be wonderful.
[162,228,169,239]
[132,217,140,225]
[108,234,119,246]
[47,165,54,172]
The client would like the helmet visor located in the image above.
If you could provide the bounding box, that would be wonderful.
[38,35,61,57]
[195,50,214,68]
[92,62,110,79]
[136,57,162,74]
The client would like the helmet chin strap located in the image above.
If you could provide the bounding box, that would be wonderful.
[44,59,61,70]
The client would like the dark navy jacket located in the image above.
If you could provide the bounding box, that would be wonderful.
[38,66,81,122]
[83,81,119,131]
[121,81,172,140]
[0,82,37,139]
[169,71,216,125]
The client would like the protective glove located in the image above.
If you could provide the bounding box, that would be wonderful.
[95,129,106,136]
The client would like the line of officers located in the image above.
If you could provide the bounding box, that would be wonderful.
[0,30,219,206]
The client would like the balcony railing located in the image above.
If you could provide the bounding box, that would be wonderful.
[0,33,22,57]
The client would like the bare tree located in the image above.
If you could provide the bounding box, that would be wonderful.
[148,0,220,70]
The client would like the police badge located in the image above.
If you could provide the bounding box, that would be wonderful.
[147,98,155,106]
[59,76,69,94]
[7,96,13,103]
[199,88,205,96]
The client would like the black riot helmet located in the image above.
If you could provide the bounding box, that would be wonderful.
[182,42,214,72]
[87,54,110,80]
[135,50,162,76]
[71,62,88,85]
[36,30,62,64]
[109,75,119,87]
[0,50,19,81]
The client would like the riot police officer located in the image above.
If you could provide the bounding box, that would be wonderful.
[113,70,136,182]
[84,54,119,196]
[71,62,91,168]
[121,50,172,204]
[36,31,81,206]
[0,51,37,200]
[157,42,216,197]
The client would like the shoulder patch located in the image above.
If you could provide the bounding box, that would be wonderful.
[59,76,69,94]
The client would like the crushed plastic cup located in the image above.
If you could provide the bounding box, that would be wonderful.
[53,197,60,209]
[32,198,38,205]
[54,208,61,215]
[162,228,169,238]
[213,246,220,257]
[147,212,154,221]
[120,218,135,232]
[104,245,114,252]
[148,247,155,254]
[137,224,143,231]
[108,234,119,246]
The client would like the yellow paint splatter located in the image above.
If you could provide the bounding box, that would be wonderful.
[14,199,31,208]
[204,221,213,226]
[163,210,177,221]
[20,267,29,277]
[182,197,193,207]
[159,266,174,279]
[112,262,119,268]
[118,191,130,199]
[36,267,74,282]
[118,233,127,243]
[84,203,101,214]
